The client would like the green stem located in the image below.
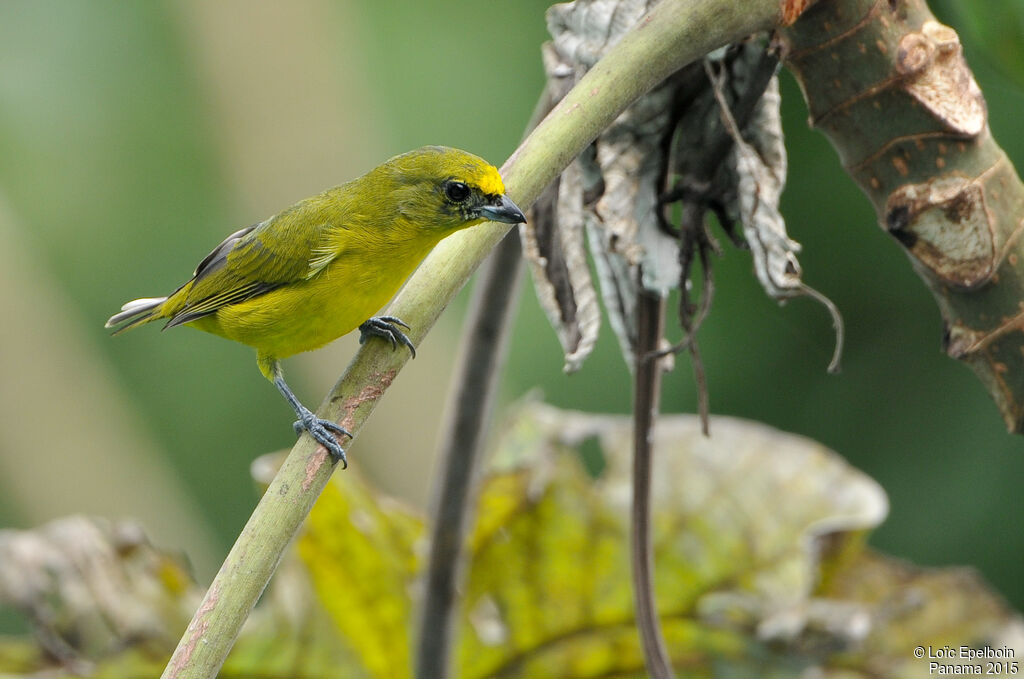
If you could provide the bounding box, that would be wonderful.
[160,1,790,676]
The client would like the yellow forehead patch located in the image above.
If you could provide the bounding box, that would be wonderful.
[474,164,506,196]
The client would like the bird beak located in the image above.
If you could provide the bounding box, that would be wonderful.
[479,194,527,224]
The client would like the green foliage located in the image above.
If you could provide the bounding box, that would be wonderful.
[295,465,423,677]
[0,403,1018,678]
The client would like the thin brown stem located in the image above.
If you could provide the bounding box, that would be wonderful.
[631,286,673,679]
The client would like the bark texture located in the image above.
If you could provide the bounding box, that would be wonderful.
[781,0,1024,430]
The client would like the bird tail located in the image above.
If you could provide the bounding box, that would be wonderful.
[105,297,168,335]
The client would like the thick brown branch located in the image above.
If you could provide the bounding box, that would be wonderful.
[781,0,1024,430]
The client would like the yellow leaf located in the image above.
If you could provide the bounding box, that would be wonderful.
[295,462,424,679]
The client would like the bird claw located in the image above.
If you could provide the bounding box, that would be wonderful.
[292,417,350,437]
[294,414,352,468]
[358,316,417,358]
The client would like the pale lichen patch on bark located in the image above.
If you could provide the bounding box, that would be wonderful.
[885,175,994,288]
[895,21,985,137]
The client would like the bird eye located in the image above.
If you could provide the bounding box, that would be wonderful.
[444,181,471,203]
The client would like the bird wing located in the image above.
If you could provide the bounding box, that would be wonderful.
[164,207,331,328]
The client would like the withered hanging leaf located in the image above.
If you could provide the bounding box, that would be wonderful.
[706,59,844,371]
[519,43,601,373]
[585,93,684,369]
[525,0,683,371]
[531,0,839,373]
[546,0,657,70]
[586,215,638,368]
[522,157,602,373]
[553,160,603,372]
[717,71,800,298]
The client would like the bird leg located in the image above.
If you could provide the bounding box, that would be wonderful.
[272,371,351,467]
[358,316,417,358]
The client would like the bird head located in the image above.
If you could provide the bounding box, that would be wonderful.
[381,146,526,233]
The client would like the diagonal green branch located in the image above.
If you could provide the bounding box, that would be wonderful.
[160,0,796,676]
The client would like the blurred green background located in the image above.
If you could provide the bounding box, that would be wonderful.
[0,0,1020,636]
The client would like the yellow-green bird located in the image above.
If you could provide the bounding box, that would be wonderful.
[106,146,525,466]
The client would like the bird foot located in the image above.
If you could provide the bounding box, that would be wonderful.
[293,413,352,468]
[359,316,417,358]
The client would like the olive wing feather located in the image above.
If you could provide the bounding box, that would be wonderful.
[165,210,328,328]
